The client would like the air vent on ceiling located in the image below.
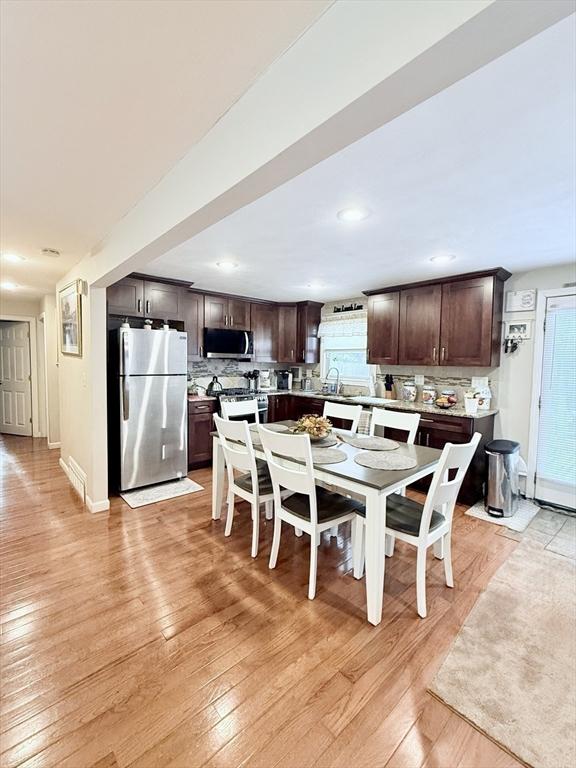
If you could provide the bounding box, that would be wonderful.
[41,248,61,257]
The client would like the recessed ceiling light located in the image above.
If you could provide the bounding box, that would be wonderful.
[1,281,18,291]
[430,254,456,264]
[41,248,61,257]
[337,207,371,223]
[2,253,24,263]
[215,261,238,272]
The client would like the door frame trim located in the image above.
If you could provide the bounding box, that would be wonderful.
[0,314,42,438]
[526,287,575,499]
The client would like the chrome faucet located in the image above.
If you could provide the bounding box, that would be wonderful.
[323,366,340,395]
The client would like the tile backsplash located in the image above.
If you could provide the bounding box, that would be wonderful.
[188,359,316,393]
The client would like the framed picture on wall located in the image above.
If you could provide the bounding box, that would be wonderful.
[59,280,83,356]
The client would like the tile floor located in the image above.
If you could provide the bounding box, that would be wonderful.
[499,507,576,559]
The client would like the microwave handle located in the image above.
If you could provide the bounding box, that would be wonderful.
[244,331,249,355]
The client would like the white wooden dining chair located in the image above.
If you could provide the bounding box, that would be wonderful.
[352,433,481,618]
[369,407,420,444]
[258,425,363,599]
[214,414,274,558]
[370,408,421,523]
[322,401,363,433]
[221,398,260,423]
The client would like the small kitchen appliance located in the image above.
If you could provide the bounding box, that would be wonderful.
[276,370,293,391]
[259,370,272,390]
[300,375,314,391]
[203,327,253,359]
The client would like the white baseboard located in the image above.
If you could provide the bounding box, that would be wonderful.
[48,441,61,449]
[59,456,71,480]
[59,455,110,511]
[86,495,110,514]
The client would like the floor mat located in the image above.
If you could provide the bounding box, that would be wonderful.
[120,477,204,508]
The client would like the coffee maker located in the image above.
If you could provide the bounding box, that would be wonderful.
[276,370,293,391]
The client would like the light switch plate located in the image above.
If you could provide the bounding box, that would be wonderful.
[414,375,424,385]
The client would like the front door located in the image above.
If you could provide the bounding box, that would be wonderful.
[535,292,576,508]
[0,321,32,436]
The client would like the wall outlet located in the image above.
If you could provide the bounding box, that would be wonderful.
[414,375,424,385]
[472,376,488,389]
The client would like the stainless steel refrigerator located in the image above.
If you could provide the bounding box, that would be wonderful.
[117,327,188,491]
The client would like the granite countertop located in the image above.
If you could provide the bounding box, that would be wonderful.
[265,389,497,419]
[188,394,217,402]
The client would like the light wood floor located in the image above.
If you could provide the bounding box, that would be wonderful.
[0,435,524,768]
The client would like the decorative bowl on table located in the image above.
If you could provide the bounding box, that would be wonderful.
[292,414,333,442]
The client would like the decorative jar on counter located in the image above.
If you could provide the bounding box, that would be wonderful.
[422,385,436,404]
[401,381,417,402]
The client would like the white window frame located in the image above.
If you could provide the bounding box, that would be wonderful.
[526,286,576,500]
[320,335,373,386]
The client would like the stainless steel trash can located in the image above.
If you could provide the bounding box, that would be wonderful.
[486,439,520,517]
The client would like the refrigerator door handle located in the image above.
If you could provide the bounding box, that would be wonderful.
[122,378,130,421]
[122,332,130,374]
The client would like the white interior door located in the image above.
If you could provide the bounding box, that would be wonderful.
[534,293,576,508]
[0,321,32,436]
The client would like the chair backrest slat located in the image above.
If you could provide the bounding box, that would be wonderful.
[419,433,481,535]
[214,414,256,475]
[369,407,420,444]
[258,427,318,522]
[221,398,260,423]
[322,402,363,433]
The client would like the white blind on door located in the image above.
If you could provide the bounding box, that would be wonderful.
[536,294,576,486]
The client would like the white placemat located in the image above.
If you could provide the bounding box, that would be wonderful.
[311,447,347,464]
[342,434,399,451]
[120,477,204,508]
[354,451,417,470]
[465,498,540,532]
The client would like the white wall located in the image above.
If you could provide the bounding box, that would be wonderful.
[495,262,576,456]
[41,294,60,447]
[0,295,41,316]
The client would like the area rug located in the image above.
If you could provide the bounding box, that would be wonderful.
[465,497,540,532]
[429,539,576,768]
[120,477,204,508]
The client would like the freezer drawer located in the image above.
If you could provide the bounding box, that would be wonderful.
[120,374,187,491]
[119,328,188,376]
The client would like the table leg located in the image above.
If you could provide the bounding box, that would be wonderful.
[212,437,225,520]
[364,489,386,626]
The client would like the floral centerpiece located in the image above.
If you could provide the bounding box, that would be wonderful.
[292,414,332,442]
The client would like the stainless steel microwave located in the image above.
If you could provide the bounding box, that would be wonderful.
[203,328,253,359]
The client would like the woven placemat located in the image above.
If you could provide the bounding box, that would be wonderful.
[341,434,399,451]
[354,451,417,470]
[311,447,347,464]
[311,434,339,448]
[250,423,290,433]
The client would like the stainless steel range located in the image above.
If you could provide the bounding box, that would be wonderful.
[216,388,268,422]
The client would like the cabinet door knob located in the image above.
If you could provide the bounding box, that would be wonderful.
[137,299,142,313]
[146,300,150,314]
[230,315,233,327]
[441,347,446,362]
[224,315,228,326]
[367,348,370,361]
[432,346,437,362]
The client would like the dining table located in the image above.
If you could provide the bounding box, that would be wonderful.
[211,420,443,626]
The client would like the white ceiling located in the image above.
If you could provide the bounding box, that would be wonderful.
[150,15,576,302]
[0,0,330,298]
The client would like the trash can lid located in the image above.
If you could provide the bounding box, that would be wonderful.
[486,439,520,455]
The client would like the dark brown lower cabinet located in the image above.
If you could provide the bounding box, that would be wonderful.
[188,399,217,468]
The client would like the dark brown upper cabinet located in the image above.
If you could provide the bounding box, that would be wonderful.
[107,277,182,320]
[398,284,442,365]
[180,291,204,361]
[204,295,250,330]
[365,268,510,368]
[296,302,322,364]
[143,280,182,320]
[107,277,145,316]
[440,275,499,367]
[251,303,278,362]
[278,304,298,363]
[367,292,399,364]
